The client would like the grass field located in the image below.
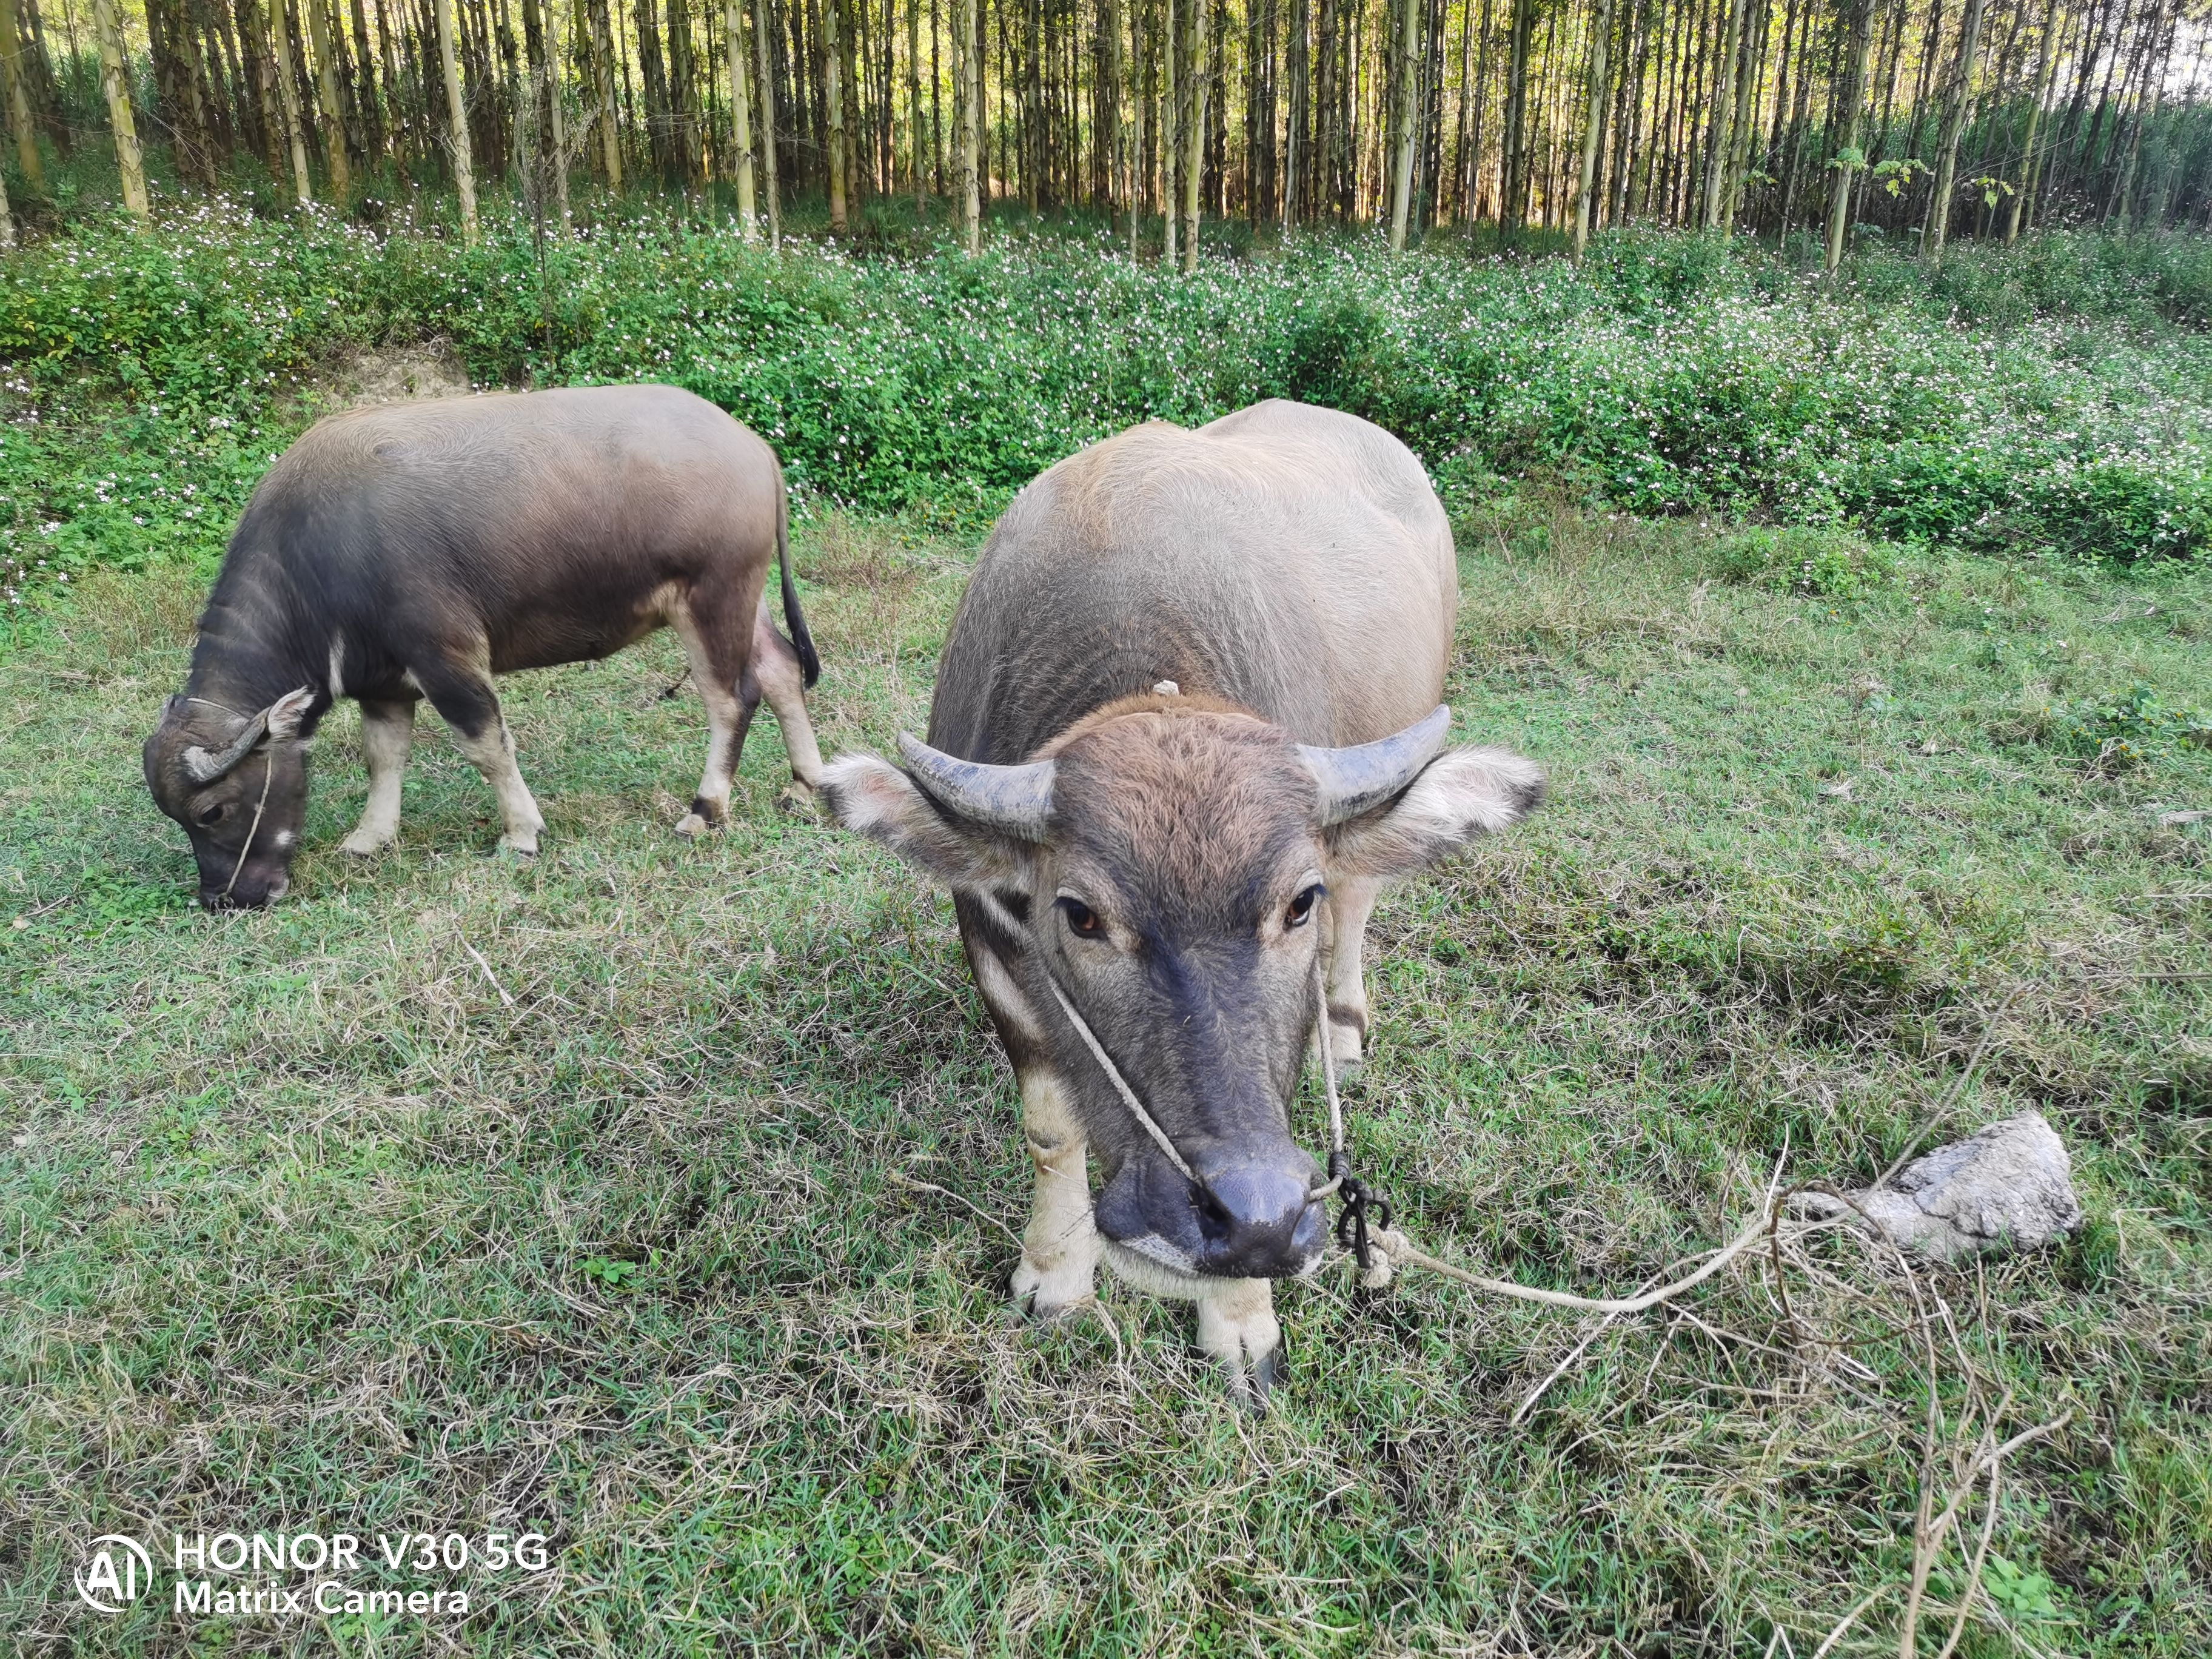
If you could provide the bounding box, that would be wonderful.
[3,486,2208,1654]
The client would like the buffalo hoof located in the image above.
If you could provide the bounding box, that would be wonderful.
[497,834,540,859]
[673,811,711,839]
[776,781,816,819]
[1010,1253,1097,1323]
[1230,1343,1286,1413]
[340,831,392,858]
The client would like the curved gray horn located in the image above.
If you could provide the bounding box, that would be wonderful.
[1299,705,1452,825]
[181,708,273,786]
[896,732,1057,842]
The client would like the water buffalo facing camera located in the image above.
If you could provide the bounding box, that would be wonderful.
[820,401,1543,1403]
[144,384,824,908]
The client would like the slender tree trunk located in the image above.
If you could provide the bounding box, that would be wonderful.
[304,0,352,199]
[1104,0,1125,230]
[1572,0,1614,256]
[0,0,46,190]
[823,0,846,227]
[905,0,919,198]
[1698,0,1743,227]
[1923,0,1988,260]
[2005,0,2059,240]
[1162,0,1178,258]
[544,0,568,220]
[1825,0,1875,270]
[1501,0,1532,229]
[591,0,623,184]
[953,0,977,245]
[438,0,478,238]
[90,0,150,216]
[754,0,782,241]
[270,0,314,198]
[1721,0,1766,227]
[725,0,757,228]
[1179,0,1204,266]
[1386,0,1416,246]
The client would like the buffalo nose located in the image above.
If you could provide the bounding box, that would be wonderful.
[1195,1161,1324,1278]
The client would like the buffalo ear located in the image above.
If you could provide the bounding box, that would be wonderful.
[266,686,316,740]
[1324,745,1545,881]
[819,751,1034,891]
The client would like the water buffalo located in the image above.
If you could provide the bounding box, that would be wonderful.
[144,384,823,908]
[820,400,1543,1400]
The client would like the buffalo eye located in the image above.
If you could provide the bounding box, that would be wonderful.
[1057,897,1105,939]
[1285,883,1324,928]
[196,803,227,828]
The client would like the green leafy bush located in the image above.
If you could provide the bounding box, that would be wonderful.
[6,203,2211,612]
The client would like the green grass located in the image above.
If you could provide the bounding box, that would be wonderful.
[2,497,2207,1654]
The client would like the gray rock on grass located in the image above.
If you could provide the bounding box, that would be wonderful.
[1797,1111,2083,1262]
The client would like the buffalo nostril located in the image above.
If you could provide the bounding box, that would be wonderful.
[1195,1184,1235,1247]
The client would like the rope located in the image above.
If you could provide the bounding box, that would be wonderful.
[219,748,277,903]
[1039,970,1199,1185]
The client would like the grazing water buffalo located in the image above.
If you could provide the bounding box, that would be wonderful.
[144,384,823,908]
[820,400,1543,1400]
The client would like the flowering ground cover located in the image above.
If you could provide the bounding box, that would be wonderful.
[4,206,2211,625]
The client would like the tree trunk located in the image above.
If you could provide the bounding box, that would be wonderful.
[1386,0,1416,246]
[823,0,846,228]
[590,0,623,184]
[1698,0,1743,227]
[1103,0,1124,229]
[2005,0,2059,240]
[543,0,568,221]
[957,0,979,243]
[725,0,758,229]
[303,0,352,199]
[0,0,46,190]
[1162,0,1178,258]
[906,0,920,198]
[270,0,314,198]
[1572,0,1614,256]
[437,0,478,238]
[755,0,782,241]
[1923,0,1988,260]
[1500,0,1532,229]
[90,0,150,216]
[1179,0,1204,266]
[1825,0,1875,271]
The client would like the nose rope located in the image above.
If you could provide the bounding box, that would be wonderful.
[1034,949,1369,1243]
[219,748,277,902]
[1311,956,1393,1272]
[1039,971,1201,1185]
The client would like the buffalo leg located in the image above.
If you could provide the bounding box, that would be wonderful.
[668,595,760,838]
[1101,1248,1284,1407]
[1317,877,1381,1081]
[752,603,824,799]
[1008,1067,1102,1316]
[340,698,418,856]
[417,657,546,856]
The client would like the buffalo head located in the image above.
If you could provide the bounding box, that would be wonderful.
[821,695,1543,1283]
[143,687,317,909]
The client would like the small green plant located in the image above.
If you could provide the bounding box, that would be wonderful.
[581,1254,646,1290]
[2054,683,2212,772]
[1711,525,1894,598]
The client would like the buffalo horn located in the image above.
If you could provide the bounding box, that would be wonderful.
[896,732,1057,842]
[1299,705,1452,825]
[182,707,273,786]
